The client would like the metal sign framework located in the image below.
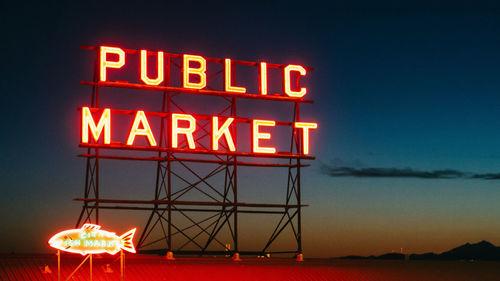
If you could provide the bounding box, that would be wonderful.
[75,46,315,258]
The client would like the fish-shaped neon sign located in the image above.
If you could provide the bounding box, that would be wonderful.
[48,224,136,255]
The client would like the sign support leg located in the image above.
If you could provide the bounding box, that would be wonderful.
[89,254,92,281]
[57,250,60,281]
[120,250,124,281]
[64,255,90,281]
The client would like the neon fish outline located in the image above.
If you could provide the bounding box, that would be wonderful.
[48,224,136,255]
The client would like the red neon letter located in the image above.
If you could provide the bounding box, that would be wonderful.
[212,116,235,151]
[140,50,164,85]
[252,119,276,154]
[224,59,246,93]
[259,62,267,95]
[126,111,157,146]
[172,113,196,149]
[183,55,206,89]
[100,46,125,82]
[284,64,307,98]
[82,107,111,144]
[294,122,318,155]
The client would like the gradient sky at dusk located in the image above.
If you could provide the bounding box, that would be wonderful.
[1,1,500,257]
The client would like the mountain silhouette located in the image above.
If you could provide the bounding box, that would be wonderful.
[435,240,500,261]
[339,240,500,261]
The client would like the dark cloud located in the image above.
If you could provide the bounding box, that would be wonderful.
[320,163,500,180]
[470,173,500,180]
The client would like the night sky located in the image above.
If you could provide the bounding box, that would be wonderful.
[2,1,500,258]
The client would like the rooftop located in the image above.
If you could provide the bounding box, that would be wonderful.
[1,254,499,281]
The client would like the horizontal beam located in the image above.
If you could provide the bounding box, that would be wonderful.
[74,198,308,208]
[138,250,299,256]
[81,81,314,103]
[78,154,310,167]
[80,45,314,71]
[81,107,301,127]
[83,205,288,214]
[79,143,315,160]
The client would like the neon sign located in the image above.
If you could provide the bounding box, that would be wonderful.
[81,108,317,155]
[81,45,318,156]
[99,46,309,98]
[48,224,136,255]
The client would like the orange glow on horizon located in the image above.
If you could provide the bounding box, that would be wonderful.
[294,122,318,155]
[183,54,206,89]
[140,50,164,85]
[82,107,111,144]
[252,119,276,154]
[284,64,307,98]
[224,59,246,93]
[212,116,236,151]
[172,113,196,149]
[259,62,267,95]
[100,46,125,82]
[126,111,157,146]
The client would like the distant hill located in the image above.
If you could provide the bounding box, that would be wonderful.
[338,240,500,261]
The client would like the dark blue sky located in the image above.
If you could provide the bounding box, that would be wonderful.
[1,1,500,257]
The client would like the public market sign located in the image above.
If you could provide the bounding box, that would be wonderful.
[81,46,318,156]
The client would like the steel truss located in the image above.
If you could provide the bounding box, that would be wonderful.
[76,46,314,258]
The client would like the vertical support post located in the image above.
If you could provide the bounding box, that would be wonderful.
[94,50,100,225]
[89,254,93,281]
[92,48,100,225]
[295,99,303,257]
[231,96,238,255]
[95,149,99,224]
[57,250,60,281]
[297,156,302,254]
[166,56,172,253]
[229,63,239,257]
[120,250,124,281]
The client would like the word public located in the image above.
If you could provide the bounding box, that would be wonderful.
[100,46,309,98]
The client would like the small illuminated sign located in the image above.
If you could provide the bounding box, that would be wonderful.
[48,224,136,255]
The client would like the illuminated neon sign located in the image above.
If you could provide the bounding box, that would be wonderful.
[81,108,317,155]
[82,45,318,156]
[99,46,308,98]
[48,224,136,255]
